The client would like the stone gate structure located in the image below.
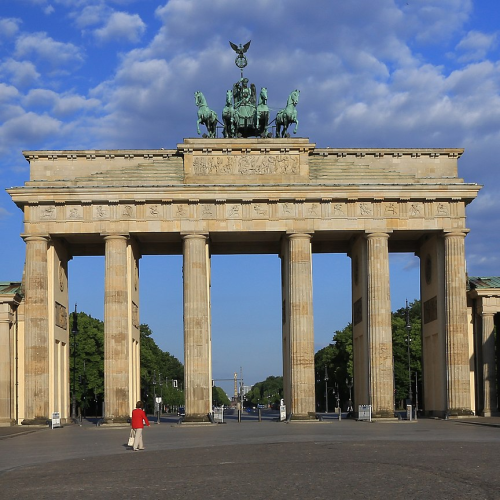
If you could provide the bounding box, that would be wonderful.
[5,138,483,423]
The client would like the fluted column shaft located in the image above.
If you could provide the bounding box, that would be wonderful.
[285,233,315,418]
[481,312,496,415]
[444,231,471,414]
[366,232,394,417]
[22,236,50,422]
[183,235,211,421]
[104,234,130,421]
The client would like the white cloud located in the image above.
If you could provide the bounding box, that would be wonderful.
[1,112,62,145]
[0,59,40,87]
[93,12,146,44]
[14,32,84,68]
[456,31,498,62]
[0,18,22,39]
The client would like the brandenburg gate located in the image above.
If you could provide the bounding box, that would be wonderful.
[6,138,480,423]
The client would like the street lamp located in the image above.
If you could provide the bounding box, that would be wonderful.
[71,304,78,421]
[346,377,353,403]
[324,365,329,413]
[405,299,413,406]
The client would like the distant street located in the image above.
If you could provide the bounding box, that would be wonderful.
[1,413,500,499]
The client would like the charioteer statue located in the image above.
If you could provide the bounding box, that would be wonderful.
[195,41,299,139]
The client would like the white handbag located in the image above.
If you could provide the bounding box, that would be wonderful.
[127,429,135,446]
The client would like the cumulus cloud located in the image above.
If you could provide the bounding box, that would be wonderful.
[0,59,40,87]
[456,30,498,62]
[0,18,22,39]
[14,32,84,68]
[93,12,146,43]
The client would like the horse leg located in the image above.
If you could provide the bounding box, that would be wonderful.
[293,118,298,135]
[197,117,202,135]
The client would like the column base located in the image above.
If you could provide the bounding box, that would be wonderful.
[183,413,211,423]
[371,410,395,419]
[290,412,317,421]
[481,410,500,417]
[21,417,49,426]
[447,408,475,418]
[102,416,130,425]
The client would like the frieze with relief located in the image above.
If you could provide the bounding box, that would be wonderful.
[192,154,299,175]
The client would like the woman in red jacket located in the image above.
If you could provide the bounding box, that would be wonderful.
[131,401,150,451]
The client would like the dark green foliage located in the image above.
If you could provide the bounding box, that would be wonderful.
[140,324,184,413]
[314,300,422,411]
[245,375,283,407]
[392,300,422,406]
[69,313,184,416]
[69,312,104,416]
[212,386,231,406]
[315,323,353,412]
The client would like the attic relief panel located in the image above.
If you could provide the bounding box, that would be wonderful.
[192,154,299,175]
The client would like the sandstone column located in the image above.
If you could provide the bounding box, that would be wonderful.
[282,233,315,419]
[23,235,50,423]
[183,234,212,422]
[0,305,14,424]
[366,232,394,418]
[104,234,130,422]
[481,312,496,416]
[443,231,471,415]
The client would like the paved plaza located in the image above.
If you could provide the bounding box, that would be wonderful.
[1,413,499,499]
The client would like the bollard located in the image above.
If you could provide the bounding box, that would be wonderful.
[237,409,241,422]
[258,408,262,422]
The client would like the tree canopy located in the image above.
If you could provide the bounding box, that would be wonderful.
[244,375,283,407]
[69,313,184,415]
[314,299,422,411]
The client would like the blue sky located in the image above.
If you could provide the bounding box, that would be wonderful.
[1,0,499,395]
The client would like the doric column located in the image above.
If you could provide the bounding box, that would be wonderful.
[183,234,211,422]
[22,235,50,423]
[104,234,130,422]
[282,233,315,419]
[481,312,497,416]
[443,231,471,415]
[366,232,394,418]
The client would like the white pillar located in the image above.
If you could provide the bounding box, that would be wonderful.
[183,234,212,422]
[366,232,394,418]
[281,233,315,419]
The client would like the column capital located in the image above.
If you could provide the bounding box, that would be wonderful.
[21,234,50,243]
[481,311,496,318]
[365,231,391,240]
[181,233,208,241]
[443,230,469,239]
[286,232,312,241]
[101,233,129,241]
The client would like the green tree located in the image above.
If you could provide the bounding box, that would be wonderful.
[313,299,422,411]
[140,323,184,413]
[212,386,231,406]
[245,376,283,407]
[314,323,353,412]
[69,314,184,416]
[69,312,104,417]
[392,300,422,406]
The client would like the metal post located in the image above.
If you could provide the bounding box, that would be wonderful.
[415,371,419,421]
[405,299,413,408]
[71,304,78,421]
[324,365,329,413]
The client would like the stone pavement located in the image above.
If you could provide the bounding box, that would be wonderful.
[1,414,500,499]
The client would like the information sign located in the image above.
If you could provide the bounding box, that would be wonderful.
[358,404,372,422]
[51,412,61,429]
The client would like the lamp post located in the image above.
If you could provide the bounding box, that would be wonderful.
[324,365,329,413]
[405,299,413,406]
[152,371,157,420]
[71,304,78,421]
[346,377,353,403]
